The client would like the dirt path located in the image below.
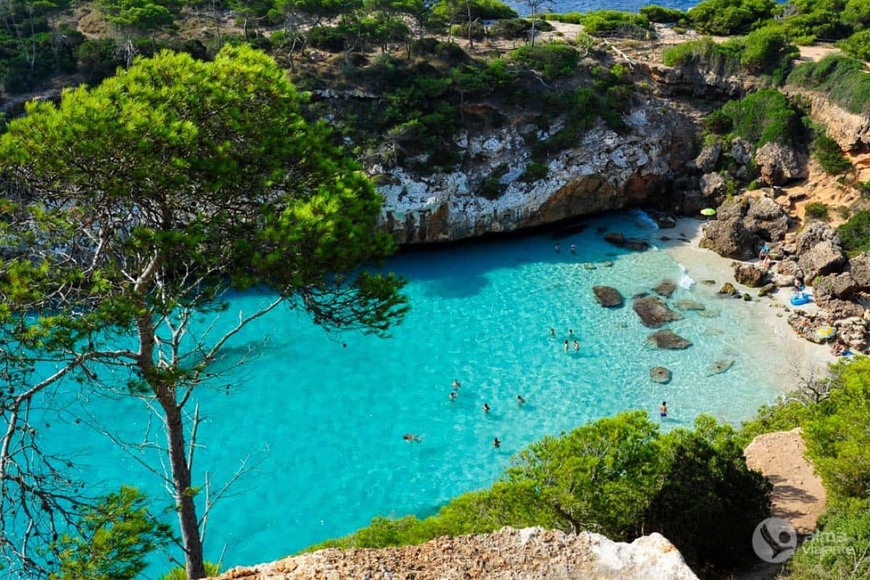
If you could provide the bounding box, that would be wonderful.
[744,428,827,535]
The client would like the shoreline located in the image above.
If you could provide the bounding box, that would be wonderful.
[658,218,833,395]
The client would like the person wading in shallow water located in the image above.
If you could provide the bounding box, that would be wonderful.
[659,401,668,419]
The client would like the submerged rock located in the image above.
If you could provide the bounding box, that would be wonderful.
[633,296,684,328]
[604,232,651,252]
[650,366,672,384]
[593,286,624,308]
[653,280,677,298]
[647,330,693,350]
[708,359,735,376]
[674,299,705,311]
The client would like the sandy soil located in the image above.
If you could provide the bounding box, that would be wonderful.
[745,428,827,535]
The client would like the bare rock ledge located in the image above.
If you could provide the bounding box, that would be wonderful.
[212,527,698,580]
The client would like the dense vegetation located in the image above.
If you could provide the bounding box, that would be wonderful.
[738,358,870,577]
[310,412,772,573]
[787,55,870,115]
[837,210,870,254]
[706,89,805,149]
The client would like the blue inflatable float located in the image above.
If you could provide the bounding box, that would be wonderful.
[790,292,811,306]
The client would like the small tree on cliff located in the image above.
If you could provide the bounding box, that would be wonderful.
[0,45,407,578]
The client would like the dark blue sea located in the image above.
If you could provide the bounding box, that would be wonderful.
[509,0,696,16]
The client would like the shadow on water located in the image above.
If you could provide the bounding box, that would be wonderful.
[422,275,490,299]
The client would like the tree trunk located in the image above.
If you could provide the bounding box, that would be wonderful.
[163,399,207,579]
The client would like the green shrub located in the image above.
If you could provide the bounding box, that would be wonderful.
[506,43,579,80]
[310,412,772,572]
[450,21,486,40]
[813,134,852,175]
[838,210,870,254]
[520,161,548,182]
[581,10,651,38]
[542,12,585,24]
[689,0,776,35]
[161,562,221,580]
[836,205,851,220]
[740,24,799,75]
[805,201,830,221]
[662,37,742,73]
[307,26,346,52]
[718,89,802,148]
[490,18,552,40]
[433,0,517,22]
[804,357,870,499]
[837,29,870,62]
[786,499,870,579]
[639,5,687,24]
[787,55,870,115]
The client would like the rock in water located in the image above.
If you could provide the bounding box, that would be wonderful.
[604,232,651,252]
[708,359,735,375]
[647,330,693,350]
[593,286,624,308]
[650,367,672,384]
[653,280,677,298]
[633,296,684,328]
[674,299,705,311]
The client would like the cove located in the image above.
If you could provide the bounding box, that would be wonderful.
[46,211,793,570]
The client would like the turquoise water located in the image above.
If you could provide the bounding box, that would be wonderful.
[43,212,788,571]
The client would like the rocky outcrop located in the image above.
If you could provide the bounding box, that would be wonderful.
[783,88,870,151]
[376,103,698,244]
[846,252,870,288]
[700,196,791,259]
[717,282,740,297]
[795,222,847,281]
[754,142,808,186]
[633,296,683,328]
[213,527,698,580]
[733,263,767,287]
[594,286,625,308]
[647,329,693,349]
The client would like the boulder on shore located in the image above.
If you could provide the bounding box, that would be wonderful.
[717,282,740,297]
[699,217,759,260]
[593,286,624,308]
[733,263,767,287]
[633,296,684,328]
[647,330,693,350]
[653,280,677,298]
[755,142,808,186]
[796,222,846,280]
[650,366,672,384]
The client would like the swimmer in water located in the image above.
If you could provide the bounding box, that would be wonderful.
[452,379,461,389]
[449,391,457,402]
[403,433,422,442]
[493,437,501,449]
[517,395,525,405]
[570,244,576,255]
[554,243,561,253]
[549,327,556,337]
[564,340,569,352]
[573,340,580,351]
[482,403,490,413]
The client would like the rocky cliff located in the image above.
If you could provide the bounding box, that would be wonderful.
[212,527,698,580]
[376,103,698,244]
[783,87,870,151]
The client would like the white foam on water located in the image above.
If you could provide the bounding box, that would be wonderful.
[678,264,695,289]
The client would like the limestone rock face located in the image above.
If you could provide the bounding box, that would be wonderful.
[796,222,846,280]
[813,273,859,301]
[633,296,684,328]
[376,103,697,244]
[784,88,870,151]
[212,527,699,580]
[745,196,790,241]
[691,143,721,173]
[754,142,808,186]
[700,196,791,260]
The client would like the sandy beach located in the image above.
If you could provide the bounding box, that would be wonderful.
[659,218,833,395]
